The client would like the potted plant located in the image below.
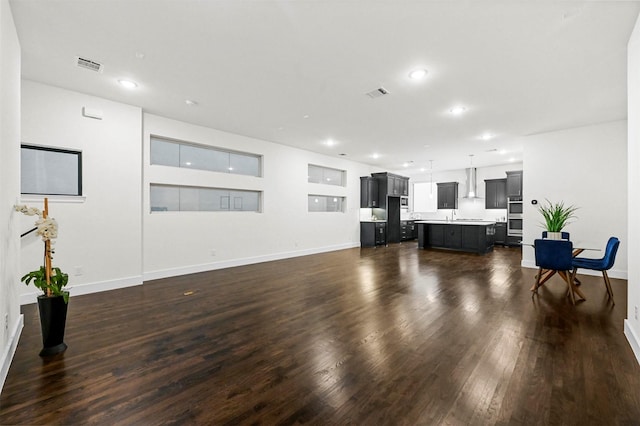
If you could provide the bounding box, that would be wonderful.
[15,198,70,357]
[538,199,579,240]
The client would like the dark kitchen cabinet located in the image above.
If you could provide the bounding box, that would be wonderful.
[421,223,495,254]
[437,182,458,209]
[372,172,409,198]
[386,197,401,244]
[427,224,445,246]
[360,222,386,247]
[444,224,462,248]
[507,235,522,246]
[461,225,479,251]
[400,177,409,196]
[400,220,416,241]
[494,222,507,246]
[360,176,379,208]
[392,176,401,196]
[461,225,495,251]
[506,171,523,198]
[485,178,507,209]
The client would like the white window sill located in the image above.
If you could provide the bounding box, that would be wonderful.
[19,195,86,204]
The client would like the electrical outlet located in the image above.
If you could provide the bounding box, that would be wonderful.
[74,266,84,276]
[635,306,638,321]
[210,249,216,257]
[4,313,8,331]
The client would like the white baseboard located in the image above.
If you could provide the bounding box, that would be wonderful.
[624,320,640,366]
[520,260,627,280]
[144,242,360,282]
[19,243,362,303]
[20,275,143,305]
[0,314,23,395]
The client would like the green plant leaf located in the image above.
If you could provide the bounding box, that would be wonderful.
[20,265,69,300]
[538,199,579,232]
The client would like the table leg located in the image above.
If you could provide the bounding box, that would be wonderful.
[559,270,586,302]
[571,249,585,286]
[530,268,557,291]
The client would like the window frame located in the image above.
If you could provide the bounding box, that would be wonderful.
[150,183,262,213]
[20,144,83,196]
[150,136,263,177]
[308,164,346,187]
[308,194,346,213]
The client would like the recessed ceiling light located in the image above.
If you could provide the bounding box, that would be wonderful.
[449,106,467,115]
[420,168,426,172]
[509,157,516,162]
[303,114,310,119]
[325,139,335,147]
[372,153,380,159]
[409,68,428,80]
[118,79,138,89]
[185,99,198,106]
[135,52,145,59]
[423,144,430,149]
[480,133,493,141]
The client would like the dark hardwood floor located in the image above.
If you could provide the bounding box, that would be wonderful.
[2,243,640,425]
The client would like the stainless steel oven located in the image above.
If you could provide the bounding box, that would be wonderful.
[507,197,523,237]
[508,200,523,214]
[508,216,523,236]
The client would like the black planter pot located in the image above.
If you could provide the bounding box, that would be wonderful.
[37,294,68,357]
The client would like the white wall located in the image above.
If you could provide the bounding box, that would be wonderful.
[406,163,523,221]
[0,0,22,393]
[143,114,377,279]
[18,83,380,292]
[520,120,628,280]
[19,81,143,303]
[625,14,640,364]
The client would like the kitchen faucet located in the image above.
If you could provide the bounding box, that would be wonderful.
[452,209,456,220]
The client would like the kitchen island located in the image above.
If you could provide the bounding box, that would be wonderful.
[416,220,496,254]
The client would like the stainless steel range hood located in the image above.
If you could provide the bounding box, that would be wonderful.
[463,167,482,199]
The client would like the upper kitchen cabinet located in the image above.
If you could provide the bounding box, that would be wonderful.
[400,177,409,196]
[506,171,523,198]
[485,178,507,209]
[437,182,458,209]
[371,172,409,197]
[360,176,379,208]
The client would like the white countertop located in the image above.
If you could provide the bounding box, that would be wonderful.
[415,220,496,226]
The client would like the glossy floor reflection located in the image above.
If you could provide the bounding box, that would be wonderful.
[1,243,639,425]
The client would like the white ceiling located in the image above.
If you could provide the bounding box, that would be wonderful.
[9,0,640,174]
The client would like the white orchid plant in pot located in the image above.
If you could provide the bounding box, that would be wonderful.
[16,198,69,302]
[16,198,70,356]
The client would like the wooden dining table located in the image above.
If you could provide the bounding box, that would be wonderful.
[523,241,600,301]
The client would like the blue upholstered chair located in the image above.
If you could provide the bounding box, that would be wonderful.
[542,231,570,240]
[533,239,578,304]
[572,237,620,304]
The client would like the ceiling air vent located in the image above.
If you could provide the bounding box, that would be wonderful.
[365,87,390,99]
[76,57,103,73]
